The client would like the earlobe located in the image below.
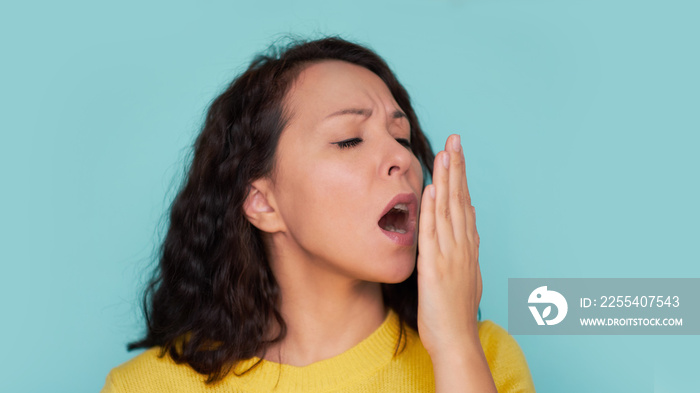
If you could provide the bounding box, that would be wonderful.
[243,180,284,233]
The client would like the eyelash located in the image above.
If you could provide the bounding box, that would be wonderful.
[335,138,412,150]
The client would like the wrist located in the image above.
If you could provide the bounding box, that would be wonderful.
[426,333,483,366]
[429,335,497,393]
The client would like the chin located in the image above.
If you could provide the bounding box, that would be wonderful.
[376,258,416,284]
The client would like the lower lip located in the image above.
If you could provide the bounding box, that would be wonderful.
[379,227,416,246]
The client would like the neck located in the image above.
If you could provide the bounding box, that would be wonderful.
[261,240,388,366]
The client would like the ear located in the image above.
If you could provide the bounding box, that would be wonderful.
[243,178,286,233]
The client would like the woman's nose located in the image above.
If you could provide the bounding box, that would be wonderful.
[382,134,414,177]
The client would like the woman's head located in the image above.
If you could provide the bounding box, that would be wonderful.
[130,36,435,383]
[246,59,424,285]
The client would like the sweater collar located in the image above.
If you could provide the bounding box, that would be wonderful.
[226,309,402,392]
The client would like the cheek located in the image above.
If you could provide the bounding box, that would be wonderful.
[410,157,425,214]
[311,162,367,216]
[412,157,425,188]
[283,161,368,231]
[281,162,377,268]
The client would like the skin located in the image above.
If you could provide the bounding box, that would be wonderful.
[243,60,496,392]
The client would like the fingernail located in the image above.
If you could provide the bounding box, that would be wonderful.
[452,135,461,152]
[442,151,450,169]
[429,185,436,199]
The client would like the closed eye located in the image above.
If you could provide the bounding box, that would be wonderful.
[333,137,412,150]
[396,138,412,149]
[334,138,363,149]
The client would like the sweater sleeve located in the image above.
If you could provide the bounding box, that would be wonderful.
[478,320,536,393]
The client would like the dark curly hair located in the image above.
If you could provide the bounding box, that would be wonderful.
[128,36,436,383]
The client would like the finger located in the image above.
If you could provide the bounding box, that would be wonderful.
[460,142,473,208]
[446,134,468,242]
[418,184,437,258]
[476,261,483,309]
[459,143,476,245]
[433,150,455,252]
[474,218,482,309]
[453,138,479,245]
[470,206,480,247]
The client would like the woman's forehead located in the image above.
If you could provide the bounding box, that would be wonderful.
[285,60,400,118]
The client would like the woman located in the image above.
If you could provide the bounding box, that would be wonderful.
[101,37,536,392]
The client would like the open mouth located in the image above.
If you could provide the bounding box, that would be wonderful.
[378,203,409,233]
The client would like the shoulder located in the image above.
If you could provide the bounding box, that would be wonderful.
[477,319,523,357]
[476,320,537,393]
[100,348,212,393]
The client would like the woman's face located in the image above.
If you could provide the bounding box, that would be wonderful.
[268,60,424,284]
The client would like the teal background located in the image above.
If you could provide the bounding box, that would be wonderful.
[1,0,698,392]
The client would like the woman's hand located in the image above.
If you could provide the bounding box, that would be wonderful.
[417,133,481,353]
[417,134,496,392]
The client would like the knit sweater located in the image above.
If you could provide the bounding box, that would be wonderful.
[101,310,535,392]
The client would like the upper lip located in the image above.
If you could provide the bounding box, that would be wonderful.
[378,192,418,230]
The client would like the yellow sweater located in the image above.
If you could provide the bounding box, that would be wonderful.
[102,310,535,392]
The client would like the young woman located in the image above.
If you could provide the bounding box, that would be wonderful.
[101,37,536,392]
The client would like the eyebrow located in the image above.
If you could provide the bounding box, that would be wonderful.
[324,108,407,120]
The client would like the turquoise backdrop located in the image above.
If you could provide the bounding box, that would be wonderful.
[1,1,698,392]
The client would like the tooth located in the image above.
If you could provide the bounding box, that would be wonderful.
[393,203,408,212]
[383,224,407,234]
